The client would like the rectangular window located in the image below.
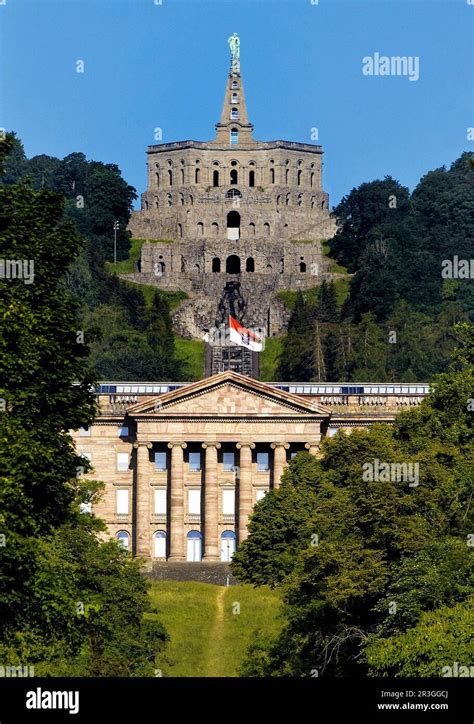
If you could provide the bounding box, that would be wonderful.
[116,489,129,515]
[118,426,129,437]
[117,452,129,471]
[256,451,269,471]
[79,426,91,437]
[154,452,167,471]
[188,452,201,471]
[222,488,235,515]
[256,489,267,502]
[223,452,235,471]
[154,489,167,515]
[188,489,201,515]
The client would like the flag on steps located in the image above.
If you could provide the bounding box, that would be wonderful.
[229,316,263,352]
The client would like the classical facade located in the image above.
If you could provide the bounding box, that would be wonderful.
[125,35,338,341]
[72,372,429,563]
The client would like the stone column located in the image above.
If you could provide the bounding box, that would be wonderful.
[202,442,221,560]
[133,441,153,558]
[236,443,255,543]
[271,442,289,489]
[305,438,321,456]
[167,442,187,560]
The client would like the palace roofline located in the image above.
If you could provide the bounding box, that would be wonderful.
[146,139,323,153]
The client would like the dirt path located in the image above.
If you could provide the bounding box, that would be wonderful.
[204,586,226,677]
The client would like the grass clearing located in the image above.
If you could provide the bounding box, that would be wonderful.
[175,336,205,379]
[259,336,283,381]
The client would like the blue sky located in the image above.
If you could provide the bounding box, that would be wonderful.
[1,0,473,208]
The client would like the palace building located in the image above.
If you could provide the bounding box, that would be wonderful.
[72,372,429,563]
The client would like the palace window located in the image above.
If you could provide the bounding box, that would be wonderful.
[231,107,239,120]
[230,169,238,185]
[188,489,201,515]
[154,451,167,471]
[223,452,236,471]
[230,128,239,145]
[189,451,201,471]
[116,489,129,515]
[154,489,167,515]
[116,452,129,471]
[116,531,130,551]
[154,531,166,558]
[249,170,255,187]
[213,170,219,186]
[222,488,235,515]
[256,451,269,471]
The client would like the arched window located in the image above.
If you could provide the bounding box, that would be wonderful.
[212,257,221,272]
[246,257,255,272]
[230,169,238,185]
[156,172,160,187]
[195,167,200,183]
[285,169,289,184]
[270,168,275,184]
[154,261,165,276]
[297,170,302,186]
[231,107,239,120]
[194,263,200,273]
[298,194,303,207]
[266,263,273,271]
[187,530,202,562]
[221,530,236,562]
[231,80,239,89]
[226,254,241,274]
[232,92,238,103]
[211,222,219,236]
[153,531,166,558]
[285,193,290,206]
[213,170,219,187]
[299,261,307,272]
[189,194,194,205]
[177,223,183,238]
[311,196,316,209]
[321,199,326,209]
[230,128,239,145]
[276,194,281,206]
[249,222,255,235]
[116,531,130,551]
[249,170,255,187]
[181,168,185,184]
[263,222,270,236]
[144,199,149,210]
[168,169,173,185]
[197,222,204,236]
[310,173,314,188]
[167,193,172,206]
[154,196,159,208]
[226,210,240,240]
[179,193,184,205]
[226,188,241,199]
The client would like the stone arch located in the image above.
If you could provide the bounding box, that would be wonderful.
[249,170,255,187]
[311,196,316,209]
[263,222,270,237]
[298,193,303,207]
[179,193,184,205]
[299,261,307,272]
[197,222,204,236]
[285,193,291,206]
[226,255,241,274]
[297,170,302,186]
[211,222,219,236]
[230,169,238,185]
[246,257,255,272]
[321,199,326,209]
[212,257,221,272]
[189,194,194,205]
[276,194,281,205]
[168,169,173,185]
[213,170,219,187]
[167,194,172,206]
[249,222,255,235]
[177,223,183,238]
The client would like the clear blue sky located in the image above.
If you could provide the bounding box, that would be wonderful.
[1,0,473,208]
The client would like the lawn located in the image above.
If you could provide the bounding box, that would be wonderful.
[147,581,283,677]
[175,336,205,379]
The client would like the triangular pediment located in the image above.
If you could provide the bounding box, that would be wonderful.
[127,371,330,418]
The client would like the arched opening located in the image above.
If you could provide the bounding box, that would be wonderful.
[194,263,200,273]
[213,170,219,187]
[226,255,241,274]
[231,80,239,89]
[179,193,184,205]
[270,168,275,184]
[177,223,183,238]
[285,193,290,206]
[299,262,307,272]
[297,170,302,186]
[144,200,149,210]
[231,107,239,120]
[195,168,200,184]
[221,530,236,562]
[230,169,238,185]
[263,222,270,237]
[116,531,130,551]
[298,194,303,207]
[154,261,165,276]
[285,169,289,184]
[211,222,219,236]
[226,188,241,199]
[246,257,255,272]
[249,170,255,187]
[167,194,172,206]
[266,263,273,272]
[186,530,202,562]
[212,257,221,272]
[168,169,173,185]
[311,196,316,209]
[249,222,255,235]
[230,128,239,145]
[156,172,160,187]
[321,199,326,209]
[310,173,314,188]
[189,194,194,205]
[153,531,166,558]
[280,258,284,273]
[197,222,204,236]
[227,210,240,240]
[181,168,185,184]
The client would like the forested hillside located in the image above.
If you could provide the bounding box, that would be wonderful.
[277,153,474,382]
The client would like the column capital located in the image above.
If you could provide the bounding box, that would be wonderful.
[236,442,255,450]
[305,441,321,450]
[202,442,221,449]
[167,441,187,449]
[133,441,153,449]
[271,442,290,450]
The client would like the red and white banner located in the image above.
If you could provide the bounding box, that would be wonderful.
[229,315,263,352]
